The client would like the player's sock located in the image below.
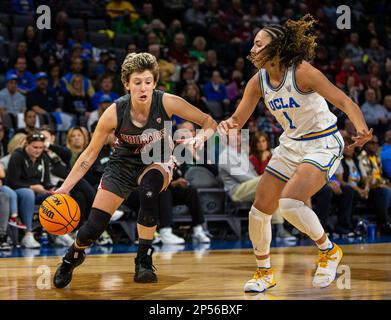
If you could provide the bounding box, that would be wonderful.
[317,237,333,251]
[137,238,153,258]
[256,257,271,269]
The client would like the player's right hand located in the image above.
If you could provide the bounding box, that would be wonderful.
[52,186,70,195]
[217,118,239,136]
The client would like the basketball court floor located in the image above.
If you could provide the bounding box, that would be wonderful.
[1,237,391,300]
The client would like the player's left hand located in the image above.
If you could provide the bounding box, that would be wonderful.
[349,128,373,149]
[176,136,204,149]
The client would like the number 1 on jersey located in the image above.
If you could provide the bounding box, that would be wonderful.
[283,112,296,129]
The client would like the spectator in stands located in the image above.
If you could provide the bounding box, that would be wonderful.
[166,19,184,46]
[176,121,218,176]
[91,75,119,111]
[15,109,38,135]
[219,130,293,240]
[43,30,69,63]
[383,75,391,98]
[167,33,190,66]
[66,126,90,167]
[0,133,26,170]
[88,95,112,131]
[365,37,386,64]
[199,50,223,83]
[225,0,244,28]
[205,0,223,26]
[260,2,280,26]
[359,136,391,234]
[0,193,11,250]
[10,0,34,14]
[367,75,383,103]
[22,25,40,61]
[249,131,272,176]
[0,123,6,158]
[181,84,209,115]
[148,44,176,84]
[257,107,283,145]
[5,57,35,95]
[384,95,391,120]
[48,64,62,97]
[0,162,26,229]
[61,57,95,97]
[344,32,364,71]
[226,70,244,102]
[175,66,196,95]
[8,41,37,74]
[102,56,123,95]
[62,74,93,126]
[232,57,252,82]
[189,36,207,64]
[313,46,335,81]
[106,0,139,21]
[344,75,362,105]
[26,72,58,125]
[68,28,93,61]
[313,132,358,234]
[203,70,230,116]
[361,88,388,136]
[5,133,51,248]
[0,74,26,125]
[184,0,207,38]
[335,58,362,90]
[380,130,391,180]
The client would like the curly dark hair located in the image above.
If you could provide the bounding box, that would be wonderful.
[248,14,317,68]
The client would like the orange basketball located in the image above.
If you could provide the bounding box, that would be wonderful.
[39,194,80,235]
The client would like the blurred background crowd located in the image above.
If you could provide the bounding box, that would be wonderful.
[0,0,391,251]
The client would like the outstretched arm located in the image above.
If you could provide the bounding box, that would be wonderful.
[218,73,262,135]
[55,103,117,194]
[163,93,218,147]
[297,61,372,148]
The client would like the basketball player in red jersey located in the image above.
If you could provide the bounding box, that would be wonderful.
[53,52,217,288]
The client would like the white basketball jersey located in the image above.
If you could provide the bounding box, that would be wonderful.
[258,64,338,140]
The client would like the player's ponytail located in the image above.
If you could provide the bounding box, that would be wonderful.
[249,14,317,68]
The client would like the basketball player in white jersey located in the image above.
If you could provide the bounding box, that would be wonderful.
[218,14,372,292]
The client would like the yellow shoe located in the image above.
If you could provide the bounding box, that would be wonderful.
[312,243,343,288]
[244,268,276,293]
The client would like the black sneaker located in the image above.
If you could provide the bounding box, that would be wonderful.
[134,247,157,283]
[53,251,85,288]
[0,235,11,251]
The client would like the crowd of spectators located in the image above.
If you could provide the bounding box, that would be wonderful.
[1,0,391,250]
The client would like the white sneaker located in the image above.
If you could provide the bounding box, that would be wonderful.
[192,225,211,243]
[110,210,124,222]
[21,233,41,249]
[312,243,343,288]
[96,230,113,246]
[54,234,74,247]
[159,227,185,245]
[244,268,276,293]
[152,231,162,244]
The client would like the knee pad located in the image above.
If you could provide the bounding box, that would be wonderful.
[137,169,164,227]
[76,208,112,247]
[279,198,324,241]
[249,206,272,256]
